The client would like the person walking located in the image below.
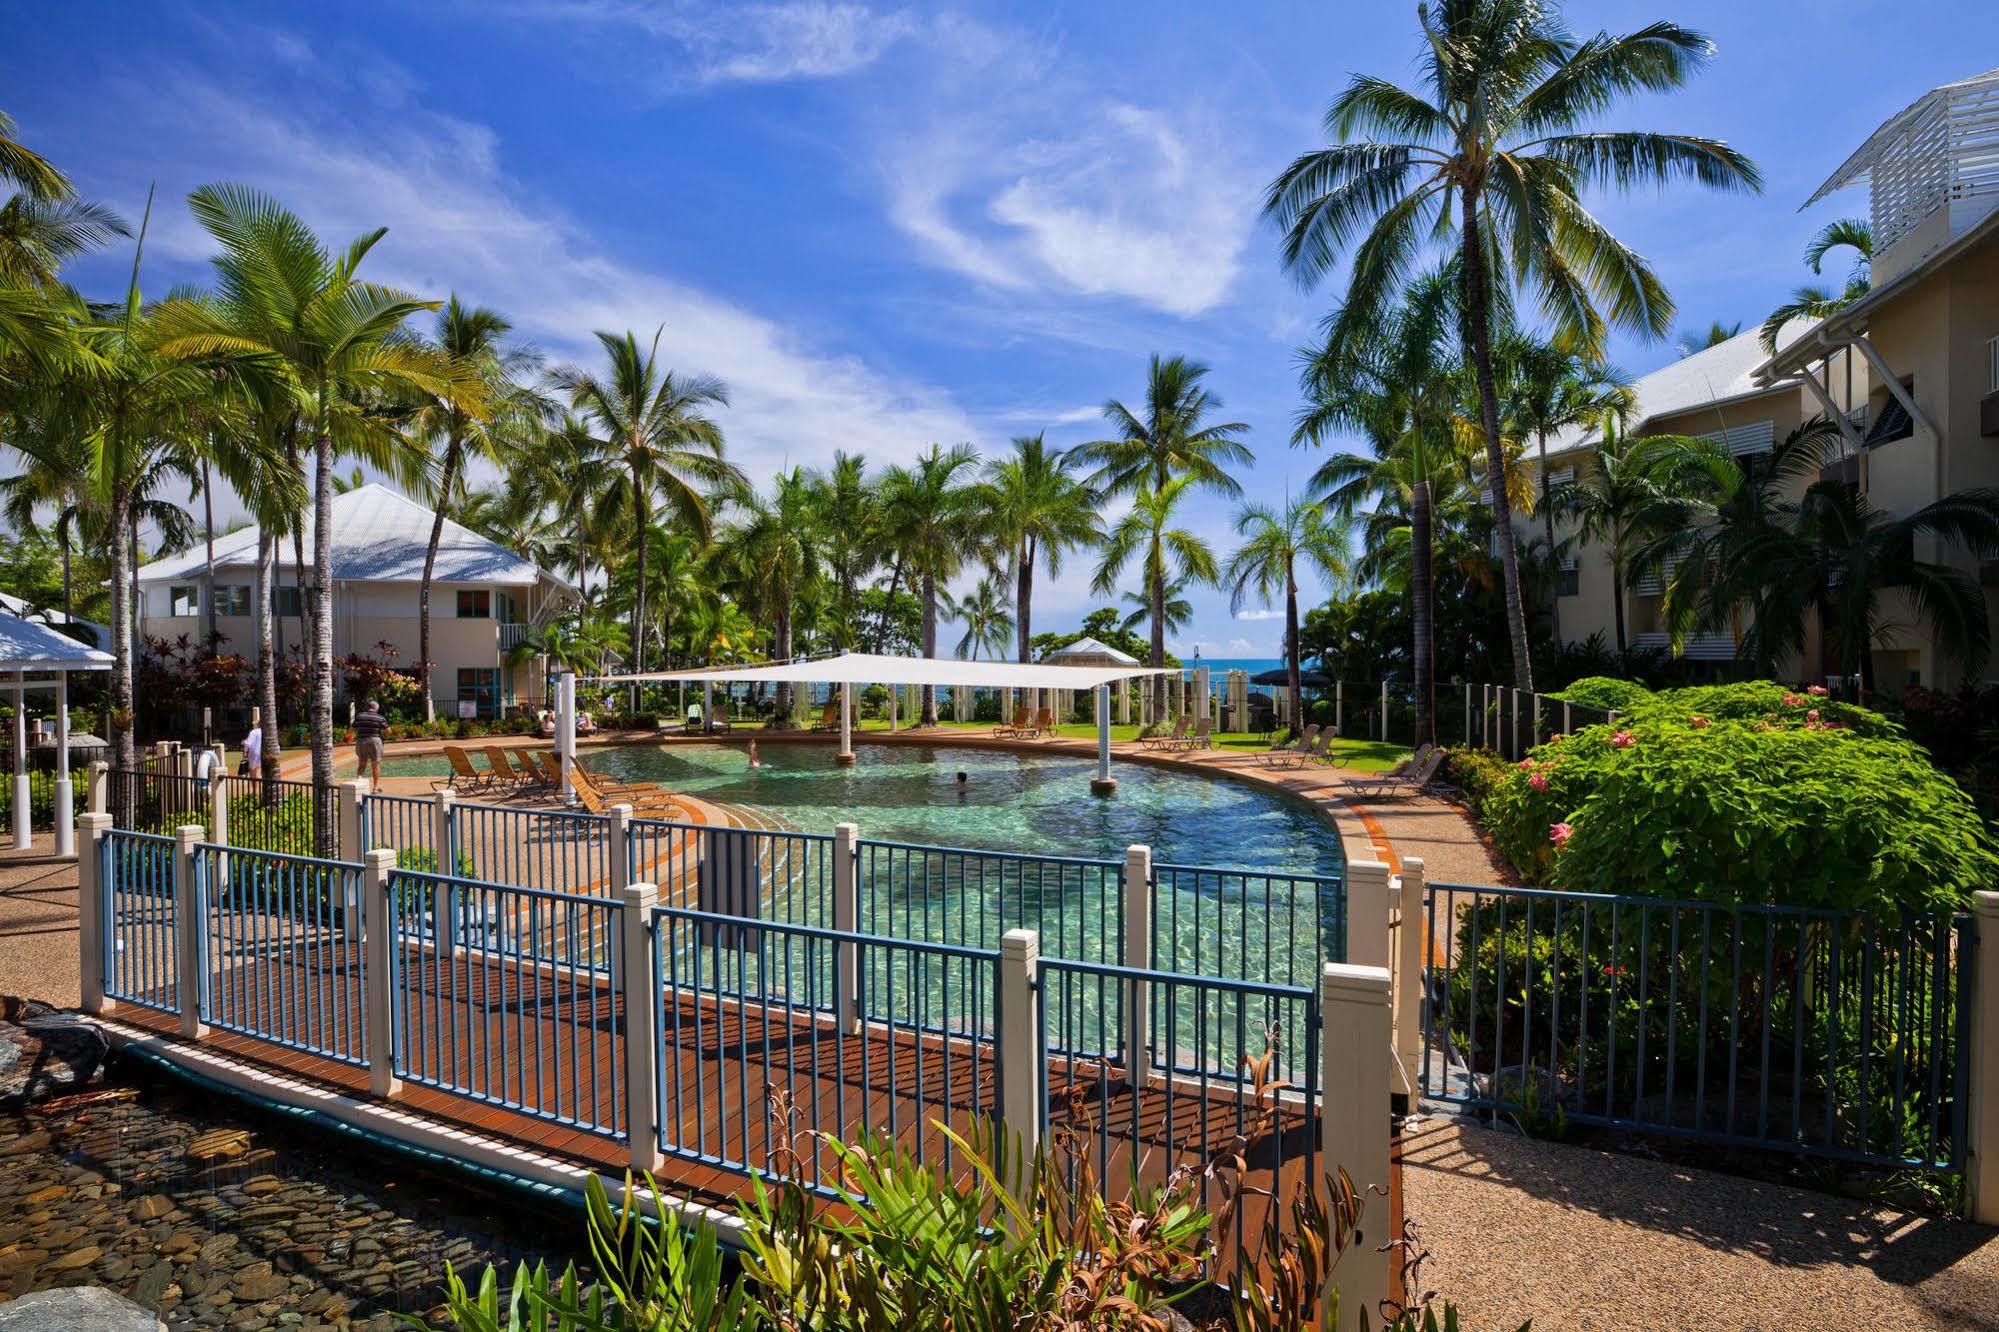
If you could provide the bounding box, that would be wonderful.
[239,721,274,781]
[352,697,388,786]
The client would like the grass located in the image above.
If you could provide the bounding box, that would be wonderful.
[835,717,1413,773]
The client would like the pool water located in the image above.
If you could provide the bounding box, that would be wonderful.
[385,741,1345,878]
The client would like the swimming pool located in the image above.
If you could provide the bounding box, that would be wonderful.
[381,741,1346,879]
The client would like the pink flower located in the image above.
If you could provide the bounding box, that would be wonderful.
[1547,733,1564,744]
[1528,772,1550,793]
[1550,821,1574,850]
[1782,692,1807,708]
[1690,715,1711,729]
[1807,709,1821,722]
[1518,758,1537,771]
[1610,730,1635,749]
[1808,685,1829,697]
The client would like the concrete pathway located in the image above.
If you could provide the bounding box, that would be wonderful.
[0,847,78,1009]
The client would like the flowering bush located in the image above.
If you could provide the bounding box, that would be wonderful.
[1477,687,1997,911]
[1550,675,1654,712]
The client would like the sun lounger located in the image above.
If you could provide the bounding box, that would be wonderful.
[809,701,839,732]
[1178,716,1214,751]
[1030,707,1055,737]
[993,705,1032,739]
[431,746,492,794]
[1141,715,1192,750]
[571,766,685,819]
[480,746,530,790]
[1345,748,1446,799]
[1256,724,1319,768]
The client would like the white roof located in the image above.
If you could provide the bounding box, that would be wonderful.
[137,484,567,590]
[0,612,113,671]
[1040,636,1140,666]
[1542,320,1817,460]
[1806,68,1999,207]
[595,651,1173,689]
[0,593,106,648]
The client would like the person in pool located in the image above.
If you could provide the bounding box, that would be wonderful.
[955,770,968,790]
[747,739,765,769]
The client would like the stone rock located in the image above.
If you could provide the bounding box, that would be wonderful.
[130,1195,173,1222]
[0,1286,165,1330]
[0,1132,51,1157]
[242,1176,285,1196]
[42,1245,101,1272]
[183,1129,249,1162]
[231,1271,290,1302]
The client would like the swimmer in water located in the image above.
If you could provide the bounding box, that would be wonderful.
[955,770,968,789]
[748,739,765,768]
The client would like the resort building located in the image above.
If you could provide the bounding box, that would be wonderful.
[1531,67,1999,689]
[135,484,574,720]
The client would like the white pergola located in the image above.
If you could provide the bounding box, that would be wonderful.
[0,615,114,856]
[580,652,1177,797]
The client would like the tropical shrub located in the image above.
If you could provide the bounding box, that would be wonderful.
[1548,675,1650,712]
[1438,747,1513,820]
[1481,697,1995,912]
[1618,680,1897,739]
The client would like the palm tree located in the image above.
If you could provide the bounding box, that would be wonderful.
[154,184,479,839]
[1673,320,1740,357]
[712,469,821,717]
[809,452,880,650]
[1077,355,1248,712]
[878,444,984,724]
[539,413,620,607]
[982,433,1101,669]
[411,298,542,720]
[0,195,129,290]
[1547,426,1707,653]
[1264,0,1761,690]
[1225,499,1352,727]
[1119,577,1196,639]
[559,330,740,683]
[1759,217,1871,353]
[950,576,1014,661]
[0,108,69,201]
[1091,476,1219,704]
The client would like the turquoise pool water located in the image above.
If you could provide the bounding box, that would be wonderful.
[384,742,1344,878]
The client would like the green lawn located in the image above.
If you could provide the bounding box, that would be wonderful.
[837,718,1412,773]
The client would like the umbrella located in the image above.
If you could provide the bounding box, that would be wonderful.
[1250,667,1331,688]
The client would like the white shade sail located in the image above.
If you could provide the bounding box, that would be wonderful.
[591,651,1175,690]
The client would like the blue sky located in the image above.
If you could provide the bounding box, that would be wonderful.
[8,1,1997,656]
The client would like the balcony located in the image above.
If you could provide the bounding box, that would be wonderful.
[498,623,533,653]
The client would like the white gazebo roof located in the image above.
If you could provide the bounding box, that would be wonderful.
[0,613,114,672]
[595,651,1171,690]
[1040,636,1140,667]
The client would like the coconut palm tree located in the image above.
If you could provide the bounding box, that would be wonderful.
[950,576,1014,661]
[410,298,543,720]
[1264,0,1762,691]
[0,196,129,290]
[1547,425,1706,653]
[982,433,1101,669]
[0,108,68,201]
[809,452,880,650]
[712,469,821,716]
[537,413,620,608]
[557,330,741,682]
[1091,476,1219,706]
[1119,578,1195,640]
[878,444,985,724]
[1077,355,1248,712]
[1759,217,1871,353]
[1225,499,1353,729]
[1674,320,1741,357]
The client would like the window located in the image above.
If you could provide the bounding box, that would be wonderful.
[457,668,499,719]
[1697,420,1775,458]
[216,585,251,617]
[168,585,199,617]
[1556,562,1580,599]
[456,589,491,619]
[275,585,302,618]
[1989,335,1998,393]
[495,591,517,624]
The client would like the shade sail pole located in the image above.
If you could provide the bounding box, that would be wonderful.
[54,670,72,857]
[11,673,28,849]
[1091,683,1116,796]
[836,681,854,766]
[557,671,576,805]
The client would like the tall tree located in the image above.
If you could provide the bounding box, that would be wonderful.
[878,444,984,724]
[1077,355,1249,712]
[1265,0,1761,690]
[809,452,880,650]
[1546,425,1702,653]
[713,469,821,716]
[982,433,1101,668]
[1225,499,1353,728]
[950,576,1014,661]
[559,330,739,685]
[1091,476,1219,705]
[1759,217,1871,353]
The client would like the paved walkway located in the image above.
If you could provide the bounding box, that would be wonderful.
[0,847,79,1009]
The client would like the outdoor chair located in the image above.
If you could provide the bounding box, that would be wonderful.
[499,748,551,793]
[1030,707,1055,737]
[481,746,530,791]
[433,746,492,794]
[543,751,657,798]
[1345,748,1446,799]
[1181,716,1214,751]
[993,705,1032,738]
[809,701,840,732]
[1141,715,1192,750]
[572,765,685,818]
[1255,723,1318,768]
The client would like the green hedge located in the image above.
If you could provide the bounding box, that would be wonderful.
[1476,684,1997,912]
[1550,675,1654,712]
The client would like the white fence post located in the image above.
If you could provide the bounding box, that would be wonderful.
[362,848,401,1098]
[87,760,107,815]
[1379,681,1388,742]
[210,775,230,848]
[1391,858,1426,1102]
[174,824,207,1040]
[432,788,456,947]
[999,928,1041,1155]
[833,823,860,1033]
[1343,860,1391,971]
[1563,700,1572,737]
[1509,688,1520,759]
[1336,680,1345,737]
[77,812,112,1013]
[1123,844,1152,1089]
[1969,892,1999,1223]
[1320,962,1392,1332]
[622,880,662,1174]
[337,779,366,860]
[608,803,632,888]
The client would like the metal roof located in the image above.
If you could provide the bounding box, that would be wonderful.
[1806,68,1999,207]
[0,612,114,671]
[137,484,569,591]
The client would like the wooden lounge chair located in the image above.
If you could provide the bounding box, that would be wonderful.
[1256,724,1319,769]
[481,746,529,790]
[1141,715,1192,751]
[1179,716,1214,751]
[1345,748,1446,799]
[992,705,1031,739]
[809,700,840,732]
[432,746,491,794]
[572,765,685,818]
[536,750,652,797]
[1029,707,1055,738]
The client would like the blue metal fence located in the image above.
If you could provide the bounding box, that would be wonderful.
[102,829,178,1014]
[451,802,618,897]
[195,843,367,1067]
[1421,881,1973,1171]
[385,867,627,1142]
[856,838,1124,961]
[361,793,435,868]
[1151,863,1345,988]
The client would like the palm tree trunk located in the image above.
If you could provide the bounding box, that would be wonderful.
[1150,561,1167,718]
[1016,541,1034,664]
[419,435,462,724]
[1284,562,1302,730]
[60,537,71,624]
[108,484,136,776]
[920,572,939,725]
[309,413,337,856]
[203,457,219,654]
[257,529,281,786]
[1539,428,1560,647]
[1412,480,1435,748]
[1611,560,1627,656]
[874,559,904,653]
[1461,193,1534,691]
[630,484,647,714]
[774,602,792,717]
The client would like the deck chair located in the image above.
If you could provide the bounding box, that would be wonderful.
[1346,748,1446,799]
[499,748,551,792]
[432,747,490,794]
[481,746,529,790]
[1180,716,1214,751]
[1030,707,1055,737]
[809,700,840,732]
[1141,715,1192,751]
[573,765,685,818]
[542,751,656,798]
[1256,724,1320,769]
[1375,742,1434,780]
[992,705,1031,738]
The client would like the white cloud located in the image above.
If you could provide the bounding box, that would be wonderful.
[126,76,977,484]
[1234,608,1284,622]
[1226,638,1259,654]
[493,1,912,87]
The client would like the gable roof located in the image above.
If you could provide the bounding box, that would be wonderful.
[0,610,113,671]
[1041,636,1140,666]
[1540,319,1817,462]
[137,484,567,591]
